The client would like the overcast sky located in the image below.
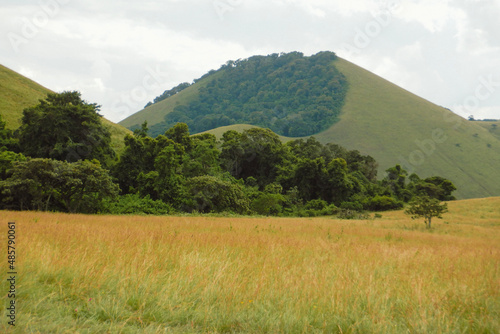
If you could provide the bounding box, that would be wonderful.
[1,0,499,123]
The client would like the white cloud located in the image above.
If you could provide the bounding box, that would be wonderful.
[396,1,456,33]
[0,0,498,122]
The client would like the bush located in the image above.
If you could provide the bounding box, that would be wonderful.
[294,203,338,217]
[367,195,403,211]
[104,194,173,215]
[186,175,250,214]
[251,193,285,216]
[321,204,339,216]
[337,209,369,220]
[340,201,363,211]
[304,199,328,211]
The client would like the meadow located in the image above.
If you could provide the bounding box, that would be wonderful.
[1,197,499,333]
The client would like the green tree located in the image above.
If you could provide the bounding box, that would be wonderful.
[383,165,412,201]
[183,133,220,177]
[0,114,18,152]
[220,128,286,187]
[186,175,250,214]
[18,91,115,165]
[113,131,185,199]
[164,122,193,151]
[326,158,354,204]
[415,176,456,201]
[0,158,118,213]
[251,193,285,216]
[405,195,448,229]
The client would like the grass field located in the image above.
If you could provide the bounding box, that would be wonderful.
[1,197,499,333]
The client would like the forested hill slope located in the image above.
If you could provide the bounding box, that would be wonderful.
[0,64,131,153]
[120,51,348,137]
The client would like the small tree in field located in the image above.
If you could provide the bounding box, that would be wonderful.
[405,195,448,229]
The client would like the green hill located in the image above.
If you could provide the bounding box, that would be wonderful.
[119,53,500,199]
[0,64,131,153]
[121,52,348,137]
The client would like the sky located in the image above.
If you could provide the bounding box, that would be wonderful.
[1,0,499,123]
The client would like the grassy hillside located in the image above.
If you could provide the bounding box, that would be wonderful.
[0,64,131,153]
[119,71,223,130]
[314,58,500,199]
[0,65,52,129]
[1,197,499,333]
[199,123,298,142]
[476,120,500,141]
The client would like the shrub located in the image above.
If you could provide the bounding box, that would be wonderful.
[251,193,285,216]
[320,204,339,216]
[186,175,250,214]
[340,201,363,212]
[337,209,369,220]
[104,194,173,215]
[367,195,403,211]
[304,199,328,211]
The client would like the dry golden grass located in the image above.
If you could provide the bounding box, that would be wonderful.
[1,197,499,333]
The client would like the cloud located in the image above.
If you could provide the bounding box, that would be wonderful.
[0,0,498,122]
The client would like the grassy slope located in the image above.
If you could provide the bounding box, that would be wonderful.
[199,124,298,142]
[315,58,500,199]
[0,64,131,154]
[475,120,500,141]
[119,71,224,129]
[1,197,499,333]
[0,65,51,129]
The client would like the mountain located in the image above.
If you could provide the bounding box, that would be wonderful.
[0,64,131,153]
[119,52,500,199]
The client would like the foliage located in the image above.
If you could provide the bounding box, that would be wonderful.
[367,195,404,211]
[0,113,18,151]
[112,125,186,205]
[147,82,191,106]
[147,51,348,136]
[18,91,115,165]
[382,165,456,204]
[405,195,448,229]
[2,116,457,216]
[103,193,173,215]
[0,150,26,180]
[185,175,250,214]
[221,128,287,187]
[415,176,457,201]
[0,158,118,213]
[251,193,285,216]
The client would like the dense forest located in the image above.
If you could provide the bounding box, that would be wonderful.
[141,51,349,137]
[0,92,456,216]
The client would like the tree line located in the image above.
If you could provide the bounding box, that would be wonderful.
[0,91,456,216]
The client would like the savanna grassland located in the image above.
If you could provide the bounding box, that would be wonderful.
[1,198,499,333]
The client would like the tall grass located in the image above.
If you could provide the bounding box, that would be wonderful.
[1,198,499,333]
